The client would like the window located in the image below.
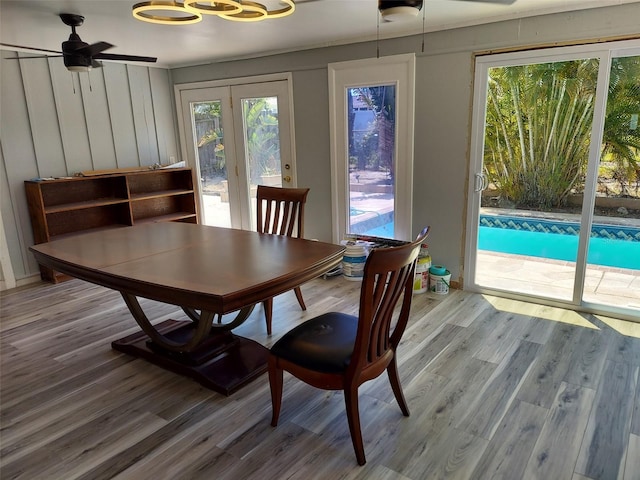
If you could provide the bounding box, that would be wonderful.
[328,54,416,242]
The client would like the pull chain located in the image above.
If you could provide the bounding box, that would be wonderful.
[421,1,426,53]
[376,11,380,58]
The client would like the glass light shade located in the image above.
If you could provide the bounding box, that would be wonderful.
[379,6,419,22]
[67,65,91,72]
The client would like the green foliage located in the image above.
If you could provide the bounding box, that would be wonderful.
[484,59,598,209]
[193,101,221,121]
[349,86,396,177]
[194,102,226,177]
[484,55,640,208]
[601,56,640,196]
[193,98,282,182]
[242,98,280,181]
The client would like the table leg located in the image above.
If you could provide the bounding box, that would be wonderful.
[181,306,255,331]
[121,292,217,352]
[112,293,268,395]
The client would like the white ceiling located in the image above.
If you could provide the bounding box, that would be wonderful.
[1,0,638,68]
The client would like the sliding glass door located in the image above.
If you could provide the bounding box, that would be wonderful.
[465,40,640,320]
[583,52,640,311]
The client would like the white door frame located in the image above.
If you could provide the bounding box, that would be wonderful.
[178,85,240,226]
[464,39,640,320]
[328,54,416,243]
[230,80,295,229]
[175,73,296,229]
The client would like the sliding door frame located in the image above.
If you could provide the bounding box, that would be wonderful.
[464,39,640,322]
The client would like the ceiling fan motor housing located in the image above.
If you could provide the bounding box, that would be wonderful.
[62,35,92,71]
[378,0,423,21]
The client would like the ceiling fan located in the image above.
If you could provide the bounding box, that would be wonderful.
[1,13,157,72]
[378,0,517,22]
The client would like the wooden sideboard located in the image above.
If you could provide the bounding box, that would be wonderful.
[25,167,198,283]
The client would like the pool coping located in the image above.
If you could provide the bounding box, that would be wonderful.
[480,208,640,243]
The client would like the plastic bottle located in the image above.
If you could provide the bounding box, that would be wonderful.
[413,244,432,294]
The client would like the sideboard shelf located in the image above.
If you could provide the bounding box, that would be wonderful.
[25,167,198,283]
[129,188,194,201]
[44,198,130,213]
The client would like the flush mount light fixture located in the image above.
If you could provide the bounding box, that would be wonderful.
[378,0,423,22]
[132,0,295,25]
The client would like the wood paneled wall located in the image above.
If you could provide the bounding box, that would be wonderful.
[0,51,179,283]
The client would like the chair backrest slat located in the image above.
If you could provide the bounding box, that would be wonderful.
[256,185,310,238]
[352,227,430,373]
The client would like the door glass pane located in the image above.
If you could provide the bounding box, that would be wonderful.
[583,55,640,311]
[241,96,282,229]
[191,100,231,227]
[476,58,599,301]
[347,86,396,238]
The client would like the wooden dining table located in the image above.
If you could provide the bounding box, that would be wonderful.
[30,222,345,395]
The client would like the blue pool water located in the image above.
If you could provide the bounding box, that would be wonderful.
[479,223,640,270]
[358,216,640,270]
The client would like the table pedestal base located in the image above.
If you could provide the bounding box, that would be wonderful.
[112,319,268,396]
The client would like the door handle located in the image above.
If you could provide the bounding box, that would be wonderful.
[474,173,488,192]
[283,175,291,183]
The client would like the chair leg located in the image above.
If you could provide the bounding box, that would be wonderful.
[268,355,283,427]
[293,286,306,311]
[344,385,366,465]
[263,298,273,335]
[387,355,410,417]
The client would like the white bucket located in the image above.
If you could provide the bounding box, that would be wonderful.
[429,270,451,294]
[413,257,431,294]
[341,241,369,281]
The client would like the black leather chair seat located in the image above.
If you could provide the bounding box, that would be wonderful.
[270,312,358,373]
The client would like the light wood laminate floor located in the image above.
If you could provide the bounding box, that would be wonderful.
[1,277,639,479]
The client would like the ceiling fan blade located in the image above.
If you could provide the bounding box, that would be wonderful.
[0,43,63,55]
[91,59,102,69]
[93,53,157,63]
[73,41,113,57]
[5,55,64,60]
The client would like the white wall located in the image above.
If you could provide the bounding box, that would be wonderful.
[0,55,178,284]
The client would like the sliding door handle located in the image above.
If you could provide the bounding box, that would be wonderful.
[474,173,488,192]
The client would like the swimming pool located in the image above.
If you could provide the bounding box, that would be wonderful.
[363,222,394,237]
[353,214,640,270]
[479,214,640,270]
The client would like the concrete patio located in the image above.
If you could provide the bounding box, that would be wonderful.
[476,250,640,312]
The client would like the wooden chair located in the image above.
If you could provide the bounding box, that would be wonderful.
[256,185,310,335]
[268,226,431,465]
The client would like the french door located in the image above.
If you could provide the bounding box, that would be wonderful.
[465,40,640,320]
[179,80,295,230]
